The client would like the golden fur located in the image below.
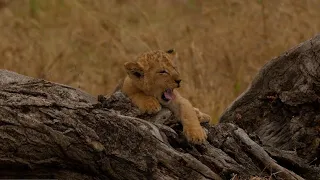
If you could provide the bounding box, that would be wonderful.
[121,49,211,144]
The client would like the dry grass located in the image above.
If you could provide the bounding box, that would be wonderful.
[0,0,319,123]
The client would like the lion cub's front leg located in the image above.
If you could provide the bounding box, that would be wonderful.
[130,93,161,114]
[167,90,207,144]
[121,77,161,114]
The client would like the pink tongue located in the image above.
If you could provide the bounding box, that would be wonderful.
[164,89,174,100]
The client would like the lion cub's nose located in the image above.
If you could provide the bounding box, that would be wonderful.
[175,79,182,86]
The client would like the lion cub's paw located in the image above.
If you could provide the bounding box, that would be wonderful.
[199,113,212,123]
[183,125,207,144]
[194,108,212,123]
[137,97,161,114]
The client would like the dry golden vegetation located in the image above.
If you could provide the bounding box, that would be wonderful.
[1,0,319,123]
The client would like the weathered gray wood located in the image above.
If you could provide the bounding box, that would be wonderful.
[0,69,306,180]
[0,70,224,180]
[220,34,320,179]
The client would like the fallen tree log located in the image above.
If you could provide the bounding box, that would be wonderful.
[0,35,319,180]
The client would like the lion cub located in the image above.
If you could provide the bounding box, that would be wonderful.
[121,49,211,144]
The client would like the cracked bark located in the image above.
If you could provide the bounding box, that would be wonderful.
[0,34,319,180]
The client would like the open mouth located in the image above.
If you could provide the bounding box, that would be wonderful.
[161,89,175,102]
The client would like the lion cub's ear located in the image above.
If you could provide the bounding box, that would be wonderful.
[166,49,175,54]
[124,62,144,79]
[166,49,178,65]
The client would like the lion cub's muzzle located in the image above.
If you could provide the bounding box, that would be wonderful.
[161,79,181,102]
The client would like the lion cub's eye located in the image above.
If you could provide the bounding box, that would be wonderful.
[158,70,168,74]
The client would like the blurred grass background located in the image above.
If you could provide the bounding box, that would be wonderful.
[0,0,319,123]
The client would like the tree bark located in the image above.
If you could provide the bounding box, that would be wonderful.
[220,34,320,179]
[0,35,319,180]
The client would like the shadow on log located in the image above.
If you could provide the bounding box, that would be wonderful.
[0,35,319,180]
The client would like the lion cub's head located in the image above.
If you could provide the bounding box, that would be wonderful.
[124,49,181,104]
